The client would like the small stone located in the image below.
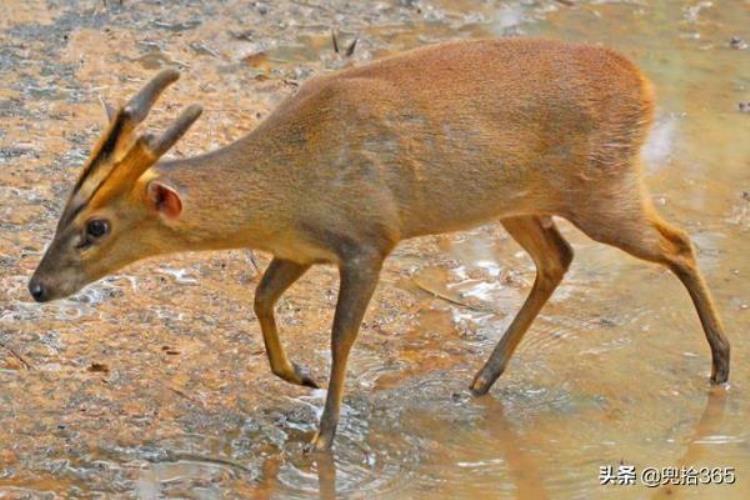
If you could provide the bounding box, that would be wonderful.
[730,36,748,50]
[739,102,750,113]
[0,450,17,466]
[87,362,109,373]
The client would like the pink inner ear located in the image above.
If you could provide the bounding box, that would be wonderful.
[149,182,182,218]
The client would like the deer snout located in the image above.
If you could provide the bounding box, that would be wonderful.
[28,278,49,303]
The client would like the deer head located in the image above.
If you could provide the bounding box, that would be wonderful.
[29,69,202,302]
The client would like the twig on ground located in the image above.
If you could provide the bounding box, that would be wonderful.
[0,342,33,370]
[412,277,496,314]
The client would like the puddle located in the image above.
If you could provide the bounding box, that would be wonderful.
[1,0,749,498]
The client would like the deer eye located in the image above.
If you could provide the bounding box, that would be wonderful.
[86,219,110,239]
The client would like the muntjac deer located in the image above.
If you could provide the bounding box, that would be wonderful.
[29,38,730,451]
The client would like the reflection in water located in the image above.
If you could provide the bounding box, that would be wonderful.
[316,453,337,500]
[208,385,734,498]
[474,396,549,500]
[250,389,549,498]
[651,387,729,499]
[678,387,729,463]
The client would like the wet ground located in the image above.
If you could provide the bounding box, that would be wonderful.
[1,0,749,498]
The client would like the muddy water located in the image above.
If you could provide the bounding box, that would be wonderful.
[1,0,748,498]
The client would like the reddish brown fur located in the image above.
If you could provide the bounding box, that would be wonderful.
[30,38,730,452]
[149,40,653,256]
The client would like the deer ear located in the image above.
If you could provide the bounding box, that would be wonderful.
[147,180,183,219]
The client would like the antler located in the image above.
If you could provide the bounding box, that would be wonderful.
[146,104,203,157]
[110,69,203,164]
[69,68,203,213]
[122,69,203,158]
[123,69,180,124]
[92,71,203,198]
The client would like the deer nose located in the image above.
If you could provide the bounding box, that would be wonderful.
[29,281,47,302]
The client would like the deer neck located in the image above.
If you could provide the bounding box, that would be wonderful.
[147,132,298,254]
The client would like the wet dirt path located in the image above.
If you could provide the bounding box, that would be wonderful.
[1,0,749,498]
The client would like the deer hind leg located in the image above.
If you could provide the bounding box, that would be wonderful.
[471,215,574,395]
[568,192,730,384]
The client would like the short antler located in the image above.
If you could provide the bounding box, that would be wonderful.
[122,69,202,158]
[124,68,180,123]
[63,68,203,213]
[147,104,203,157]
[95,71,202,193]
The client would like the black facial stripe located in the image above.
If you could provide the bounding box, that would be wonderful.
[58,163,118,229]
[61,202,87,228]
[58,112,129,230]
[71,113,126,195]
